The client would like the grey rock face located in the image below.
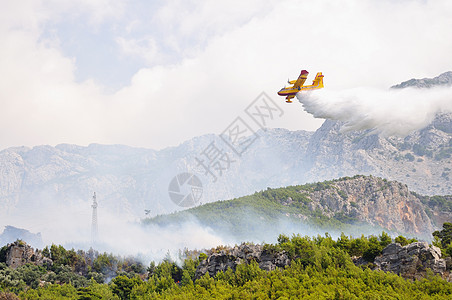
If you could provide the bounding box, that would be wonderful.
[4,240,52,269]
[375,242,449,281]
[432,112,452,134]
[303,176,437,237]
[301,112,452,197]
[391,71,452,89]
[197,241,451,282]
[0,129,314,219]
[195,243,289,278]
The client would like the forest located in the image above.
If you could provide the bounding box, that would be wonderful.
[0,223,451,299]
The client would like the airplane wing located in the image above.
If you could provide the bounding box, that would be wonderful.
[292,70,309,89]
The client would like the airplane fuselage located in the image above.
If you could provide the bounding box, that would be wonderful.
[277,84,323,97]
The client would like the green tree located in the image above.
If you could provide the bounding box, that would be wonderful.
[349,235,369,257]
[49,244,69,266]
[395,235,409,246]
[0,246,7,264]
[93,253,118,276]
[233,261,263,286]
[181,257,198,285]
[147,261,156,276]
[394,235,418,246]
[446,242,452,257]
[336,233,351,253]
[110,275,143,300]
[432,222,452,249]
[363,236,382,262]
[0,263,26,292]
[379,232,392,248]
[16,264,45,289]
[154,259,182,283]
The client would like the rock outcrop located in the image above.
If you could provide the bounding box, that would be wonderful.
[375,242,450,281]
[195,243,289,279]
[195,241,452,282]
[303,176,436,237]
[3,240,52,269]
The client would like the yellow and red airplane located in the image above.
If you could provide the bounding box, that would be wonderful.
[277,70,324,103]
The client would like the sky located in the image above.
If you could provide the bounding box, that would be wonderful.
[1,0,452,150]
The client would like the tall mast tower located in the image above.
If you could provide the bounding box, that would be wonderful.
[91,192,98,245]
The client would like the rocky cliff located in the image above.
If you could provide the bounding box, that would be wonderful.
[195,241,452,282]
[374,242,451,282]
[300,112,452,197]
[195,243,289,279]
[302,176,437,236]
[1,240,52,269]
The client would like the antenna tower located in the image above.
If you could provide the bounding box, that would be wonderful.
[91,192,98,244]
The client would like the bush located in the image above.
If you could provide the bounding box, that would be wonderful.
[404,153,415,161]
[395,236,409,246]
[433,223,452,249]
[111,275,143,300]
[362,236,383,262]
[0,246,7,263]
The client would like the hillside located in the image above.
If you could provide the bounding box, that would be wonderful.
[145,176,452,241]
[1,230,451,299]
[302,112,452,196]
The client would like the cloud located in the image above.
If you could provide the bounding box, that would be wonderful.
[297,86,452,136]
[150,0,275,56]
[116,36,158,64]
[1,0,452,150]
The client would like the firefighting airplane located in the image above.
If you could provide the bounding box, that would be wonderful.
[277,70,324,103]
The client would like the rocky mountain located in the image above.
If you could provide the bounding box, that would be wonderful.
[0,226,43,248]
[0,72,451,237]
[391,71,452,89]
[0,130,313,221]
[147,175,451,240]
[1,114,451,221]
[303,176,434,235]
[299,112,452,196]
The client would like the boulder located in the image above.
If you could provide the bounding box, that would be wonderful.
[195,243,289,278]
[4,240,52,269]
[374,242,449,281]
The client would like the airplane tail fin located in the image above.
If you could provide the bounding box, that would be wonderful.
[311,72,324,88]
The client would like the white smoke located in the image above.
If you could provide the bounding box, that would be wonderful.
[297,87,452,136]
[0,198,227,263]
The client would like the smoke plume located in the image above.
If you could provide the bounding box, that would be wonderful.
[297,87,452,136]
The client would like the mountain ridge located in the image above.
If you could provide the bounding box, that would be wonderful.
[145,175,452,240]
[391,71,452,89]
